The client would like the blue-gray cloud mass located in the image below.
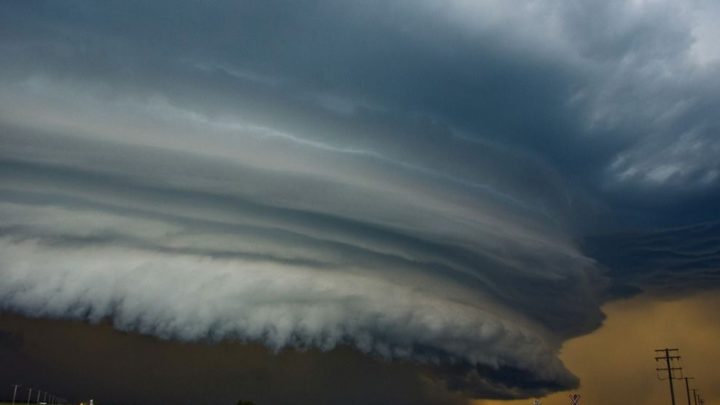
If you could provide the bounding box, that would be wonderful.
[1,0,719,403]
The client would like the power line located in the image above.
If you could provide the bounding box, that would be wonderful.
[7,384,67,405]
[12,384,21,405]
[682,377,695,405]
[656,348,683,405]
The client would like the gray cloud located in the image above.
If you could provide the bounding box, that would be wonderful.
[0,135,593,398]
[0,0,719,402]
[585,220,720,298]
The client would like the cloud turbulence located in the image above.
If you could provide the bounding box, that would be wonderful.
[1,0,719,402]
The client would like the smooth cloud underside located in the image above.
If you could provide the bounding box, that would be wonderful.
[1,0,719,401]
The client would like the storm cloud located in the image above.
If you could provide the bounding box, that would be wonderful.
[1,0,719,402]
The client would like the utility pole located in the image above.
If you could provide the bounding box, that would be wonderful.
[682,377,694,405]
[656,348,682,405]
[12,384,21,405]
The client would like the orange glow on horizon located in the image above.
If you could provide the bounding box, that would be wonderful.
[476,290,720,405]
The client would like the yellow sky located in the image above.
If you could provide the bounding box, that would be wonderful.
[477,290,720,405]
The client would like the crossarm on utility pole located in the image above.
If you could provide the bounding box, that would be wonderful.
[655,348,682,405]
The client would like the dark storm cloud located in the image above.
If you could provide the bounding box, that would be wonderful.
[0,135,592,398]
[585,220,720,297]
[1,0,719,402]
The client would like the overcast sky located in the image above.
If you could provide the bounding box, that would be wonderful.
[1,1,719,404]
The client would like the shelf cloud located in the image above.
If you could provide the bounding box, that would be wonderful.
[1,0,719,402]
